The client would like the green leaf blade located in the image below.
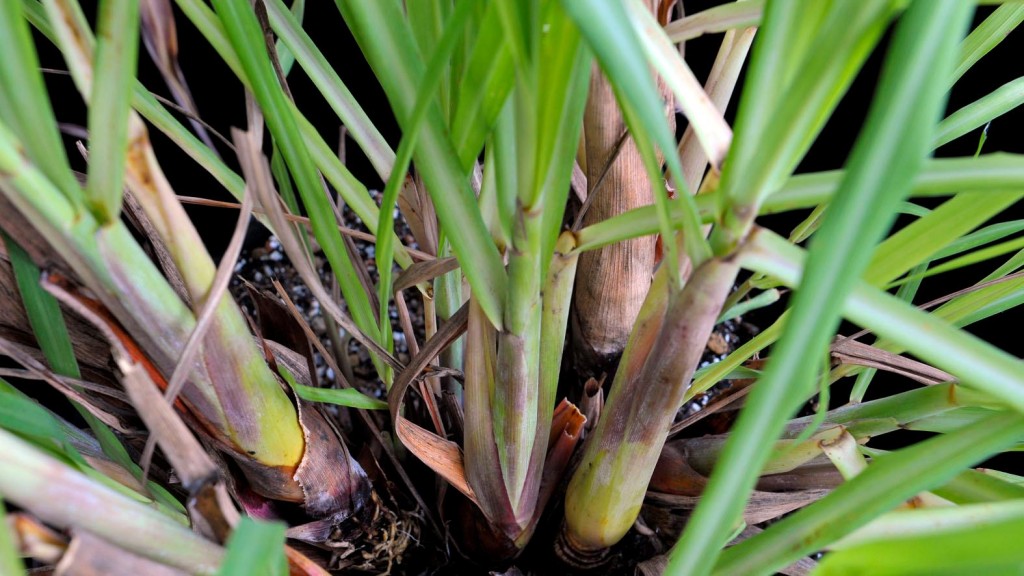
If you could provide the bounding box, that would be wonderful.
[216,517,287,576]
[668,3,975,574]
[85,0,141,224]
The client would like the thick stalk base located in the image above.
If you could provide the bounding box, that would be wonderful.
[555,521,609,570]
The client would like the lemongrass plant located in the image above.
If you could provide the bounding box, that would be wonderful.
[2,0,1024,574]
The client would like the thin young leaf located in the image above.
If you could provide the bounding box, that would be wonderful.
[717,289,780,324]
[263,0,394,180]
[85,0,140,223]
[277,367,386,410]
[935,77,1024,148]
[950,2,1024,85]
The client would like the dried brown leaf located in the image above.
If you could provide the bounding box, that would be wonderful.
[393,257,459,295]
[388,303,469,424]
[397,173,437,256]
[396,417,476,504]
[264,281,443,538]
[117,361,216,489]
[646,488,830,527]
[9,513,67,565]
[831,337,954,385]
[140,0,220,154]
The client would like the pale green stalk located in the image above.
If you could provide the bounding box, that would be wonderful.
[0,428,224,575]
[40,0,304,465]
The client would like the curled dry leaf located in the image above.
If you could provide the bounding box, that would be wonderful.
[831,337,955,385]
[644,488,831,537]
[397,172,438,256]
[8,513,67,565]
[139,0,220,154]
[388,303,477,503]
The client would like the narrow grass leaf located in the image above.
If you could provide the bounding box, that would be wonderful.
[85,0,140,224]
[867,190,1022,286]
[747,229,1024,412]
[0,378,69,454]
[5,239,79,378]
[291,385,387,411]
[337,0,508,328]
[263,0,394,180]
[982,247,1024,282]
[950,2,1024,85]
[890,234,1024,288]
[450,1,515,169]
[932,219,1024,260]
[4,236,142,476]
[717,289,780,324]
[935,77,1024,148]
[669,4,973,574]
[569,154,1024,255]
[93,0,393,254]
[765,152,1024,216]
[406,0,448,114]
[933,467,1024,504]
[376,0,475,386]
[719,1,894,219]
[818,525,1024,575]
[832,500,1024,550]
[276,365,385,410]
[715,410,1024,575]
[213,0,382,350]
[0,0,80,204]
